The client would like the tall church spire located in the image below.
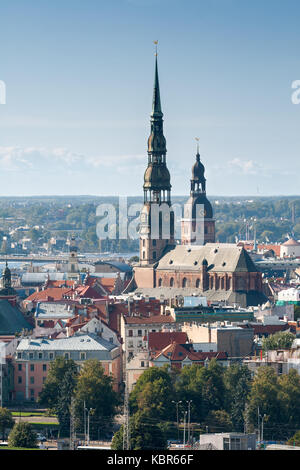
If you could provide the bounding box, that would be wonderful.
[152,54,163,118]
[139,45,174,266]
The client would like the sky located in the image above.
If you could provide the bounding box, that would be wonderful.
[0,0,300,197]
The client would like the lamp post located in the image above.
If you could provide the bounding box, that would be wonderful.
[186,400,193,445]
[183,411,187,447]
[85,408,94,446]
[261,414,266,446]
[172,400,182,441]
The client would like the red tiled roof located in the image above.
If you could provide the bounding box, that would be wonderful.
[153,343,227,362]
[148,332,188,351]
[25,288,72,302]
[124,314,175,325]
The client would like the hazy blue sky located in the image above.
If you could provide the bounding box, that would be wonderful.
[0,0,300,196]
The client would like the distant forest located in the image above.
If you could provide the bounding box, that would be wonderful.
[0,195,299,254]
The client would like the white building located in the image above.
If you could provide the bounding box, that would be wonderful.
[277,288,300,303]
[280,238,300,258]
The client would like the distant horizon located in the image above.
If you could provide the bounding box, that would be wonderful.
[0,194,299,199]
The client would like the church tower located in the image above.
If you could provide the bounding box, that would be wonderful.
[66,235,80,281]
[139,51,174,265]
[181,143,215,245]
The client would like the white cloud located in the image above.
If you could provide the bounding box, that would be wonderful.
[0,146,145,172]
[227,158,257,175]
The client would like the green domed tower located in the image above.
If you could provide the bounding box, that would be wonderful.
[181,143,215,245]
[139,52,174,265]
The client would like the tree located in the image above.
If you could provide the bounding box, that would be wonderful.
[205,410,233,433]
[224,364,252,432]
[200,359,226,419]
[287,430,300,447]
[0,408,14,441]
[111,410,167,450]
[8,422,38,449]
[247,367,283,440]
[38,357,78,411]
[129,366,175,421]
[174,364,204,422]
[74,359,120,439]
[278,369,300,440]
[262,332,295,352]
[56,367,78,436]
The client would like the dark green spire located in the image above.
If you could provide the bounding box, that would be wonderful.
[151,55,163,117]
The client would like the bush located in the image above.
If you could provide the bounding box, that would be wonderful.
[8,422,38,449]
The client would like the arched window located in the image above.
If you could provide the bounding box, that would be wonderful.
[182,278,188,288]
[196,279,200,288]
[170,277,174,287]
[158,278,162,287]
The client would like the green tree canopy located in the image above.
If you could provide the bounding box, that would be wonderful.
[8,422,38,449]
[74,359,120,439]
[262,332,295,352]
[0,408,14,441]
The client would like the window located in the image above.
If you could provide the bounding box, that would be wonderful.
[182,278,188,288]
[30,377,34,384]
[30,364,34,372]
[170,277,174,287]
[64,353,70,359]
[152,240,156,246]
[49,353,54,360]
[42,364,47,372]
[138,330,142,337]
[38,353,43,359]
[153,251,156,259]
[141,361,145,367]
[29,353,34,360]
[128,330,133,337]
[17,352,21,359]
[18,364,22,371]
[80,352,86,360]
[196,279,200,288]
[18,376,22,384]
[158,278,162,287]
[30,389,34,396]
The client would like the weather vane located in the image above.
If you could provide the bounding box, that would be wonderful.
[195,137,200,154]
[154,40,158,56]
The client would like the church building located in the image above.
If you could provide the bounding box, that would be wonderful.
[133,54,268,308]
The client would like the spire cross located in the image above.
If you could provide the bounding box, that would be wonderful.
[154,40,158,56]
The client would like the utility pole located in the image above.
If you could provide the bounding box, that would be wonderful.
[183,411,187,447]
[85,407,94,446]
[123,370,130,450]
[83,400,86,445]
[172,400,182,441]
[186,400,192,445]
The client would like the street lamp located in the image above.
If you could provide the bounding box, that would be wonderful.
[85,408,94,445]
[186,400,193,445]
[172,400,182,441]
[183,411,187,447]
[261,414,266,446]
